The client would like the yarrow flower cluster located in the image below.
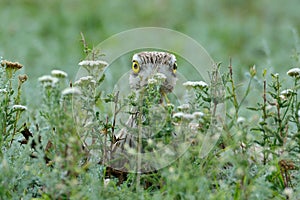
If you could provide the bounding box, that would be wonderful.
[287,68,300,78]
[61,87,82,96]
[79,60,108,76]
[38,75,59,88]
[153,73,167,82]
[183,81,208,89]
[51,69,68,78]
[280,89,294,100]
[192,111,204,119]
[173,112,185,118]
[74,76,96,87]
[173,111,204,120]
[283,187,293,199]
[12,105,27,111]
[0,88,7,94]
[174,112,194,120]
[147,78,158,85]
[177,104,190,111]
[78,60,108,68]
[237,116,246,124]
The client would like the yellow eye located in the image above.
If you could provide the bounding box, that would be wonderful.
[172,62,177,74]
[132,60,140,74]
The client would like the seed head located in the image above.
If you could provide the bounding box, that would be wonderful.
[1,60,23,70]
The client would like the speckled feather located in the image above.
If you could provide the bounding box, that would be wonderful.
[111,52,178,171]
[132,51,177,66]
[129,51,177,92]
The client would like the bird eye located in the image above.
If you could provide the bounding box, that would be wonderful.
[172,62,177,74]
[132,60,140,74]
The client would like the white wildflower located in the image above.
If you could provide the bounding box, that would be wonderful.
[272,73,279,78]
[283,187,293,198]
[153,73,167,81]
[279,95,287,101]
[280,89,293,97]
[91,80,96,84]
[12,105,27,111]
[193,112,204,118]
[74,76,95,87]
[169,167,175,173]
[237,117,246,124]
[189,122,199,131]
[38,75,59,88]
[61,87,82,96]
[0,89,7,94]
[183,81,208,89]
[182,113,194,120]
[166,103,174,109]
[51,69,68,78]
[104,179,111,188]
[177,104,190,111]
[147,139,154,145]
[173,112,184,118]
[287,68,300,78]
[78,60,108,68]
[38,75,58,83]
[147,78,158,85]
[173,112,194,120]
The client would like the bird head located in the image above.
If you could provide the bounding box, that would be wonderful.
[129,51,177,93]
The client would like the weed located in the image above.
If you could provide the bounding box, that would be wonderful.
[1,53,300,199]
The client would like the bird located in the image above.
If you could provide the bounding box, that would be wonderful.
[129,51,177,94]
[109,51,178,172]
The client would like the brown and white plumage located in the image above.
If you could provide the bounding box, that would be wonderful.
[129,51,177,93]
[110,51,178,171]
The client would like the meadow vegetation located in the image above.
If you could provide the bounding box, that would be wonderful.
[1,49,300,199]
[1,1,300,199]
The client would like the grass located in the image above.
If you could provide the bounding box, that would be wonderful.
[1,48,300,199]
[1,1,300,199]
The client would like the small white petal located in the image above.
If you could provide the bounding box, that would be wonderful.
[61,87,82,96]
[183,81,208,88]
[0,89,7,94]
[237,117,246,124]
[12,105,27,111]
[104,179,111,187]
[51,70,68,78]
[280,89,293,97]
[273,73,279,77]
[279,95,287,100]
[38,75,59,84]
[78,60,108,67]
[147,78,158,85]
[283,187,293,198]
[287,68,300,77]
[177,104,190,111]
[182,113,194,120]
[173,112,194,120]
[193,112,204,118]
[173,112,184,118]
[153,73,167,81]
[74,76,95,86]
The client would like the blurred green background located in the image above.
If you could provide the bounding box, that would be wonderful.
[1,0,300,102]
